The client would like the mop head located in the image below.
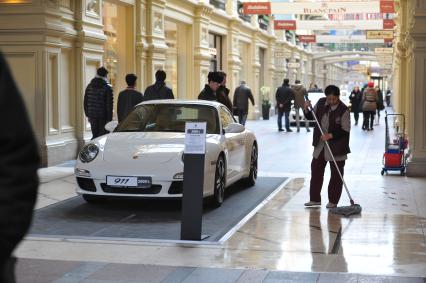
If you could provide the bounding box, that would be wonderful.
[330,204,362,216]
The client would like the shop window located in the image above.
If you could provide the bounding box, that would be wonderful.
[258,15,269,31]
[209,33,222,72]
[102,1,133,96]
[237,1,251,22]
[209,0,225,10]
[165,20,178,97]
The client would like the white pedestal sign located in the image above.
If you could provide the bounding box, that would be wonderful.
[184,122,207,154]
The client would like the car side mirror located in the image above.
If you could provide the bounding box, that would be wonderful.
[224,122,245,134]
[105,121,118,132]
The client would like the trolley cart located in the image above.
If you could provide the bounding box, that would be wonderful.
[381,112,407,176]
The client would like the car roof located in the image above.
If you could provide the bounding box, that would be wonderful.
[137,99,223,108]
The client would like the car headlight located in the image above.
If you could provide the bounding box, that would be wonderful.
[79,144,99,163]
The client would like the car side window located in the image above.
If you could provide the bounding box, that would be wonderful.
[220,107,234,129]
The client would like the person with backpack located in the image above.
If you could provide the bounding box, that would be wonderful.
[361,82,378,131]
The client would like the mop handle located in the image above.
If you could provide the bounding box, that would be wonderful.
[304,96,354,204]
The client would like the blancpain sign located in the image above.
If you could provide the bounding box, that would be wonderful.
[271,1,386,15]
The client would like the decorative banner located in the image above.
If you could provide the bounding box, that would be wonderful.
[274,20,390,31]
[383,19,395,29]
[299,35,316,43]
[366,30,394,39]
[315,35,384,44]
[243,1,394,15]
[243,2,271,15]
[375,48,393,54]
[274,20,296,30]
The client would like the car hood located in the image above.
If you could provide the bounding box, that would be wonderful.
[102,132,186,163]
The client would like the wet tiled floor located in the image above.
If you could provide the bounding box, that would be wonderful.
[16,111,426,281]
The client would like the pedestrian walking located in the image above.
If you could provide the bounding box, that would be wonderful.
[117,73,143,123]
[275,78,294,132]
[216,71,233,112]
[303,85,351,208]
[198,71,223,101]
[0,52,40,283]
[361,81,378,131]
[349,86,362,126]
[144,70,174,101]
[385,89,392,107]
[292,79,310,132]
[375,86,384,124]
[233,81,255,126]
[84,67,113,139]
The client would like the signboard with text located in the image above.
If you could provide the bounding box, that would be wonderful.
[243,1,394,15]
[299,35,316,43]
[184,122,206,155]
[366,30,394,39]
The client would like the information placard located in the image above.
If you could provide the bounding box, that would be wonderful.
[184,122,206,154]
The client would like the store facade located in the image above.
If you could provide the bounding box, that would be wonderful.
[0,0,346,166]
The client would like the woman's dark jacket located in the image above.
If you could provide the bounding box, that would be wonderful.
[349,90,362,112]
[198,84,217,101]
[305,97,351,156]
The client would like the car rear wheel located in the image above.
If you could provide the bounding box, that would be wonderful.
[244,144,258,187]
[213,156,226,207]
[82,194,107,204]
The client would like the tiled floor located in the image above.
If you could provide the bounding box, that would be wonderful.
[15,110,426,282]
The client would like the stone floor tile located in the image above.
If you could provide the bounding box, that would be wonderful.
[317,272,358,283]
[181,267,243,283]
[263,271,320,283]
[87,264,176,283]
[16,258,81,283]
[234,269,269,283]
[160,267,196,283]
[358,275,425,283]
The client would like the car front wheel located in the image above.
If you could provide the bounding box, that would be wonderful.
[213,156,226,207]
[244,144,258,187]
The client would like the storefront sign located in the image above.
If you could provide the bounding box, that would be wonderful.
[383,19,395,30]
[375,48,393,54]
[243,2,271,15]
[315,35,383,44]
[287,62,300,69]
[242,1,392,15]
[274,20,296,30]
[366,30,394,39]
[296,20,383,30]
[380,0,395,13]
[352,64,367,71]
[208,48,217,56]
[299,35,316,43]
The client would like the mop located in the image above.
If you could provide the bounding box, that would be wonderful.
[305,96,362,216]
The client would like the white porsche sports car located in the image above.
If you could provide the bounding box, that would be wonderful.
[75,100,258,207]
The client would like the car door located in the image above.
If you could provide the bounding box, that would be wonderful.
[220,106,245,179]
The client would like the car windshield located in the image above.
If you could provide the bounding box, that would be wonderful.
[115,104,220,134]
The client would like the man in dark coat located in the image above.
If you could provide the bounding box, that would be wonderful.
[198,71,223,101]
[216,71,233,112]
[292,79,310,132]
[349,86,362,125]
[117,73,143,123]
[303,85,351,208]
[84,67,113,139]
[275,78,294,132]
[0,52,39,283]
[144,70,174,101]
[233,81,255,125]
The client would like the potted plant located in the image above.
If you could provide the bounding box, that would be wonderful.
[260,86,271,120]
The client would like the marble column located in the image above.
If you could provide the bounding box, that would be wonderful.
[193,3,213,98]
[405,0,426,176]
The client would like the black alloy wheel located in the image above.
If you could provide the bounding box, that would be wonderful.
[245,144,258,186]
[213,156,226,207]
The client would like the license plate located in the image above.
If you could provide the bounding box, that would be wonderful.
[106,176,152,188]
